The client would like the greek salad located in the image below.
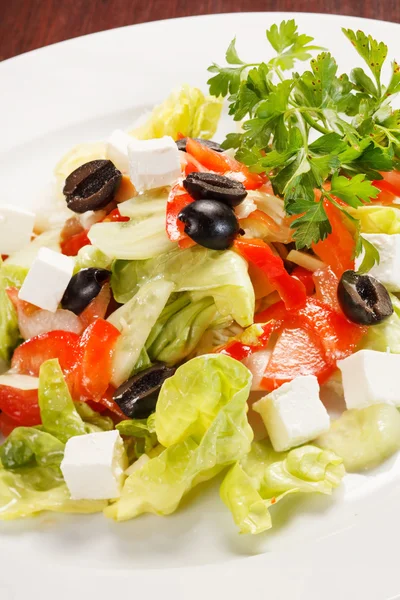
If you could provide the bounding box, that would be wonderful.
[1,21,400,535]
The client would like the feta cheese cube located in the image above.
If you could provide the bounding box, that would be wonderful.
[355,234,400,291]
[128,136,181,192]
[0,205,35,255]
[106,129,132,173]
[338,349,400,409]
[253,375,330,452]
[61,430,128,500]
[18,247,74,312]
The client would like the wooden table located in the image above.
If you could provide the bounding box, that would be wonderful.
[1,0,399,61]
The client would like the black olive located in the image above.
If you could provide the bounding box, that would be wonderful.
[61,268,111,315]
[178,199,240,250]
[63,160,122,213]
[113,364,176,419]
[338,270,393,325]
[175,137,223,153]
[183,172,247,208]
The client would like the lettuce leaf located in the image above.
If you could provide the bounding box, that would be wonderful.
[147,296,216,366]
[156,354,252,447]
[117,414,157,458]
[107,279,174,387]
[363,294,400,353]
[88,216,175,260]
[0,427,65,470]
[220,441,345,535]
[0,465,106,520]
[74,402,114,433]
[74,245,112,274]
[0,261,23,364]
[316,404,400,472]
[118,188,169,220]
[38,359,86,443]
[105,355,253,521]
[111,246,254,327]
[5,229,61,268]
[130,85,223,141]
[355,205,400,235]
[54,142,107,193]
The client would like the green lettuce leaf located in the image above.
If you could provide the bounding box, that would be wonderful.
[74,245,112,274]
[38,359,86,443]
[155,354,252,447]
[130,85,223,141]
[74,402,114,433]
[363,294,400,353]
[221,440,345,534]
[117,414,157,459]
[88,216,175,260]
[107,279,174,387]
[0,465,106,520]
[0,260,24,364]
[5,229,61,268]
[354,205,400,235]
[0,427,65,470]
[147,296,217,366]
[105,355,253,521]
[316,404,400,471]
[111,246,255,327]
[118,188,169,220]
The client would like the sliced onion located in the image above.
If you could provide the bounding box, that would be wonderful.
[242,349,272,391]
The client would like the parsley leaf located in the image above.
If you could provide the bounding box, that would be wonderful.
[342,29,388,91]
[225,37,245,65]
[290,201,331,248]
[267,20,322,70]
[329,173,380,207]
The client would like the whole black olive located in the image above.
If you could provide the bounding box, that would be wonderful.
[178,199,240,250]
[175,137,223,153]
[113,364,176,419]
[183,172,247,207]
[63,160,122,213]
[338,270,393,325]
[61,268,111,315]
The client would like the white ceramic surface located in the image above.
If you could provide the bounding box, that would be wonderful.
[1,12,400,600]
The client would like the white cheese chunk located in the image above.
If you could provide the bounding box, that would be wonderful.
[355,233,400,291]
[128,136,181,192]
[338,349,400,409]
[18,247,74,312]
[106,129,132,173]
[0,205,35,255]
[253,375,330,452]
[61,430,128,500]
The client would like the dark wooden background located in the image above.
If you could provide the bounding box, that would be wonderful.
[1,0,399,61]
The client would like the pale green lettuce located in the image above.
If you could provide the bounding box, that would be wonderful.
[111,246,255,327]
[106,355,253,521]
[38,359,87,443]
[5,229,61,268]
[74,402,114,433]
[0,427,65,470]
[107,279,175,387]
[0,261,25,364]
[316,404,400,472]
[363,294,400,353]
[130,85,223,141]
[74,245,112,274]
[355,205,400,235]
[221,441,345,535]
[117,414,157,458]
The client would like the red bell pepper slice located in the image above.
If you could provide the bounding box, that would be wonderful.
[0,386,41,426]
[185,138,265,190]
[61,230,91,257]
[291,266,315,296]
[12,331,81,377]
[166,183,196,248]
[234,238,307,310]
[0,412,23,437]
[312,200,355,277]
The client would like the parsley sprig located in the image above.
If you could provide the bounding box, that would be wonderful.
[207,20,400,260]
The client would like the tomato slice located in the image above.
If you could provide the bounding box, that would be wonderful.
[61,230,91,256]
[262,325,334,390]
[234,238,307,310]
[291,266,315,296]
[0,412,22,437]
[12,331,81,376]
[68,319,120,402]
[185,138,265,190]
[0,386,41,426]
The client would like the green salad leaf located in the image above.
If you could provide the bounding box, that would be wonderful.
[130,85,223,140]
[354,205,400,235]
[111,246,255,327]
[363,294,400,353]
[0,465,106,520]
[74,402,114,433]
[117,415,157,458]
[5,229,61,268]
[38,359,86,443]
[316,404,400,472]
[0,427,65,470]
[74,245,112,274]
[0,260,24,365]
[106,355,253,521]
[107,279,174,387]
[221,440,345,534]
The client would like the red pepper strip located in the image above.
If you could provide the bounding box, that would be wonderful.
[312,266,342,313]
[374,171,400,197]
[166,183,196,247]
[234,238,307,310]
[291,266,315,296]
[102,208,129,223]
[61,229,91,256]
[216,321,279,362]
[185,138,265,190]
[312,200,355,277]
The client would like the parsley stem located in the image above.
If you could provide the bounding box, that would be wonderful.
[294,110,309,151]
[301,112,331,135]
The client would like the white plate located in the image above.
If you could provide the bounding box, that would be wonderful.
[1,12,400,600]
